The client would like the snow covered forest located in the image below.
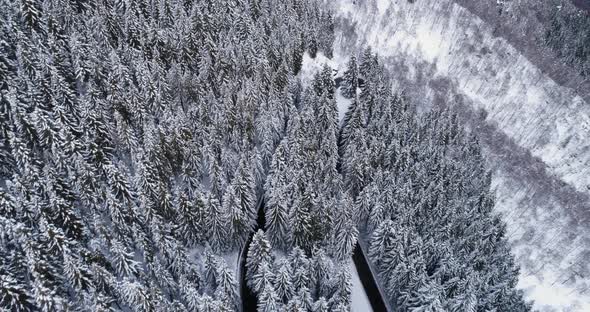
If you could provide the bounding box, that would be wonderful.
[0,0,588,311]
[338,52,530,311]
[331,0,590,311]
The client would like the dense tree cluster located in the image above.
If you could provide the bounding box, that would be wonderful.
[543,3,590,77]
[459,0,590,77]
[1,0,535,310]
[264,67,355,257]
[339,49,532,311]
[241,65,359,310]
[245,230,353,311]
[496,0,590,77]
[0,0,333,310]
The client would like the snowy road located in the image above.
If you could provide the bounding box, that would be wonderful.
[238,198,266,312]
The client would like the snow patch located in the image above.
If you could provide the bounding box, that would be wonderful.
[300,52,335,87]
[376,0,390,14]
[415,23,444,62]
[335,88,353,123]
[519,273,590,312]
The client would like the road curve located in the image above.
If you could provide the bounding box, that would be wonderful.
[238,198,266,312]
[238,77,391,311]
[237,198,393,311]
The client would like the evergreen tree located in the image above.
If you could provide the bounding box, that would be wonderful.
[258,284,281,312]
[246,230,273,289]
[339,51,531,311]
[313,297,329,312]
[291,188,314,249]
[205,193,227,251]
[214,259,239,310]
[312,64,335,98]
[265,187,292,249]
[328,268,352,309]
[341,56,359,99]
[251,261,276,295]
[274,259,295,303]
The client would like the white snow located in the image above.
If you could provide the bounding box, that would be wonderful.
[519,271,590,311]
[415,23,445,63]
[190,246,240,280]
[300,52,336,88]
[335,87,353,123]
[300,51,352,123]
[349,259,373,312]
[333,0,590,310]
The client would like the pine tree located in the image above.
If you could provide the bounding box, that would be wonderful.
[313,297,329,312]
[214,259,238,310]
[265,187,292,249]
[20,0,42,32]
[330,195,358,261]
[109,239,139,277]
[285,295,307,312]
[310,247,333,299]
[205,193,227,251]
[175,192,205,246]
[0,259,34,311]
[292,34,305,75]
[203,247,219,293]
[291,188,314,249]
[120,279,156,312]
[328,267,352,309]
[258,284,281,312]
[341,56,358,99]
[312,64,335,98]
[251,261,276,295]
[246,230,273,288]
[274,259,294,303]
[224,186,251,249]
[405,281,445,312]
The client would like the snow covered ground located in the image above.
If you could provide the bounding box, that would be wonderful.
[335,87,353,123]
[332,0,590,310]
[190,246,240,281]
[300,52,337,85]
[301,52,353,124]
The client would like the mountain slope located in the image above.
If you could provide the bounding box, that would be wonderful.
[331,0,590,310]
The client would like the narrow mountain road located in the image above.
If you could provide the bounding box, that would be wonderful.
[238,75,391,311]
[238,198,266,312]
[237,201,392,312]
[353,241,394,312]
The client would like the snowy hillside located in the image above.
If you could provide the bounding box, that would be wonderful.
[332,0,590,310]
[2,0,587,310]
